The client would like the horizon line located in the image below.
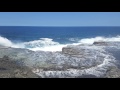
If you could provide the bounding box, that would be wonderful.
[0,25,120,27]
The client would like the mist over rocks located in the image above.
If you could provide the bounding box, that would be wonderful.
[0,41,120,78]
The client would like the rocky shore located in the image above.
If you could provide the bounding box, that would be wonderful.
[0,55,40,78]
[0,42,120,78]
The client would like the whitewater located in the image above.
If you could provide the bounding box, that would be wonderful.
[1,35,120,77]
[1,35,120,52]
[0,27,120,78]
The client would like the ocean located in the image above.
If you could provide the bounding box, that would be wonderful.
[0,26,120,51]
[1,26,120,77]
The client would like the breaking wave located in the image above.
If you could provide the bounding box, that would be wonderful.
[23,38,67,51]
[0,36,13,46]
[79,36,120,44]
[0,36,67,51]
[0,35,120,51]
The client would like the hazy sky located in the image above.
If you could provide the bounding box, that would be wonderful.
[0,12,120,26]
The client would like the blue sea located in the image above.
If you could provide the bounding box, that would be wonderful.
[0,26,120,51]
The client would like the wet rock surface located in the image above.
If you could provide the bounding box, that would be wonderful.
[93,41,108,46]
[0,55,40,78]
[0,42,120,78]
[105,66,120,78]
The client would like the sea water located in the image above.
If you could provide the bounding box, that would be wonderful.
[0,26,120,51]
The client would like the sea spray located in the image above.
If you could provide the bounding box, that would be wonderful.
[1,35,120,51]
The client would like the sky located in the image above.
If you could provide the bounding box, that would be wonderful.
[0,12,120,26]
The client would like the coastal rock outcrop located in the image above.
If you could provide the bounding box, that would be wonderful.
[93,41,108,46]
[0,41,120,78]
[62,46,84,55]
[0,55,40,78]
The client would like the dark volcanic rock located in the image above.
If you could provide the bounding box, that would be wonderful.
[0,56,40,78]
[93,41,108,46]
[62,46,85,56]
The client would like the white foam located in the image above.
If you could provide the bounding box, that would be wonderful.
[1,35,120,52]
[23,38,59,48]
[79,36,120,44]
[23,38,67,51]
[32,49,116,78]
[28,44,67,52]
[0,36,13,46]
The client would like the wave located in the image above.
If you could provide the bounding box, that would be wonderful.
[0,35,120,52]
[79,36,120,44]
[0,36,67,51]
[0,36,13,47]
[23,38,67,51]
